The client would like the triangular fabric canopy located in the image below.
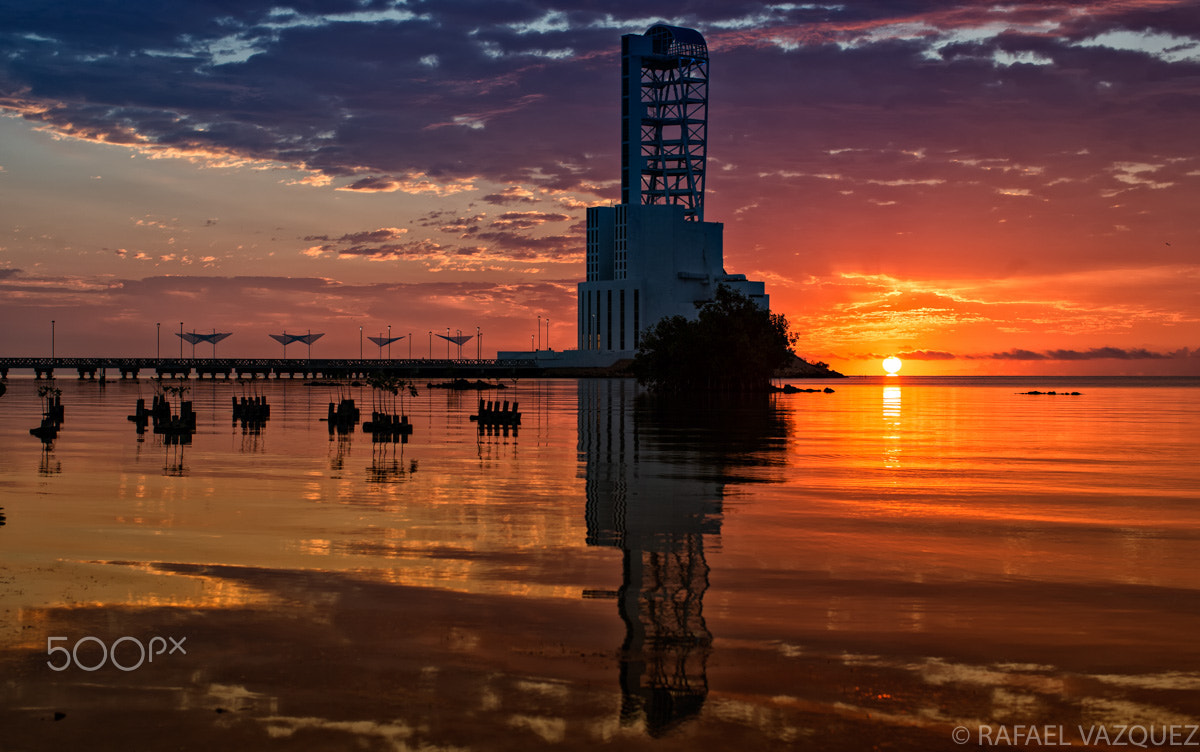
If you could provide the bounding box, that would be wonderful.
[367,335,405,347]
[177,332,232,344]
[269,332,325,345]
[434,334,474,346]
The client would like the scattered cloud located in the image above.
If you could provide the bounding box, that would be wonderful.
[1044,347,1171,360]
[482,187,540,206]
[489,211,571,230]
[972,347,1186,361]
[982,348,1048,360]
[899,349,957,360]
[338,177,399,193]
[300,219,581,265]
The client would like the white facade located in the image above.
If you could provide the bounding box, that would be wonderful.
[576,203,766,357]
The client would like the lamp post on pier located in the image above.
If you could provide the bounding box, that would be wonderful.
[156,322,160,360]
[51,320,55,359]
[359,326,363,360]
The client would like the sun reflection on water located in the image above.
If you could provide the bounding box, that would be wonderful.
[882,385,903,468]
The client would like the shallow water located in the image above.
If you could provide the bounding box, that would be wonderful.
[2,375,1198,750]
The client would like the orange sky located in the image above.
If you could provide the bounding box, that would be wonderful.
[1,2,1197,375]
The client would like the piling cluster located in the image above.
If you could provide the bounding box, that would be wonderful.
[232,394,271,434]
[1019,391,1083,396]
[127,394,197,443]
[34,381,538,453]
[470,399,521,429]
[325,398,360,434]
[363,411,413,442]
[232,395,271,421]
[29,388,64,441]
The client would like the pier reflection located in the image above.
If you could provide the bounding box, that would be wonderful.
[578,379,788,736]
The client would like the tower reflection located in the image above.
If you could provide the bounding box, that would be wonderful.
[579,378,718,735]
[582,383,790,737]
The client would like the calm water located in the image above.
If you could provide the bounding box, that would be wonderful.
[1,376,1198,750]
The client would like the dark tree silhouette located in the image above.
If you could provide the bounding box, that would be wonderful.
[632,285,798,393]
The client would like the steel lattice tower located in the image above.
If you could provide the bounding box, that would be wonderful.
[622,25,709,222]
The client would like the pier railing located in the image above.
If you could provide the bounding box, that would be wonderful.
[0,357,539,380]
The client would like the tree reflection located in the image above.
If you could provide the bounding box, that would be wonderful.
[39,442,62,476]
[161,437,187,477]
[366,438,417,484]
[578,379,788,736]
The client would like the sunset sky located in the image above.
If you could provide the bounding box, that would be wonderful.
[1,1,1197,375]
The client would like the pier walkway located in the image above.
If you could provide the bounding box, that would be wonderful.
[0,357,539,380]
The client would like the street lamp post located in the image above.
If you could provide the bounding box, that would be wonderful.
[51,320,55,359]
[359,326,363,360]
[408,333,412,360]
[428,331,432,359]
[179,322,183,359]
[156,322,160,360]
[537,315,541,351]
[446,327,450,360]
[387,325,392,359]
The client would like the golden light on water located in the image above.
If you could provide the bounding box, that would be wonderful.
[882,356,903,375]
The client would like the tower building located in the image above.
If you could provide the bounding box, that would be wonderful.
[577,24,767,358]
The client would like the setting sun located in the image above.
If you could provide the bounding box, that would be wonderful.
[882,356,903,375]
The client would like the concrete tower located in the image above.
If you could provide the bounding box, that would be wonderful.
[576,25,767,360]
[622,24,709,222]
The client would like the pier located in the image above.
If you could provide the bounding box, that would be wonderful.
[0,357,539,380]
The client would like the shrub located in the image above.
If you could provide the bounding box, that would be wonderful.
[632,285,797,393]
